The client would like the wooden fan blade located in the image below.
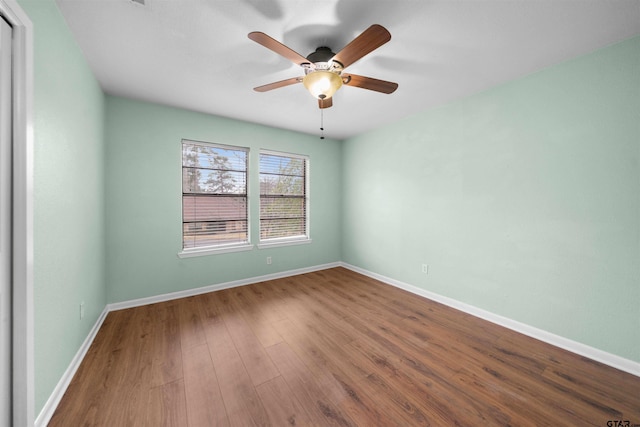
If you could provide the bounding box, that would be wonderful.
[343,74,398,94]
[254,77,302,92]
[318,97,333,109]
[332,24,391,69]
[248,32,311,67]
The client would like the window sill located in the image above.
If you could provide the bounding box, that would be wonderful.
[257,238,312,249]
[178,243,254,258]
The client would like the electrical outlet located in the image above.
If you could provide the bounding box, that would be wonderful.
[266,256,272,265]
[80,301,85,320]
[421,264,429,274]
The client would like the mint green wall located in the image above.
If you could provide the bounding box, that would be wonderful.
[15,0,640,416]
[17,0,107,414]
[342,36,640,362]
[105,96,342,303]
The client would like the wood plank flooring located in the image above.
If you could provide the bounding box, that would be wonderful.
[49,267,640,426]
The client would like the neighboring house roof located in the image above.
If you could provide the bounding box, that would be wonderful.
[183,195,246,222]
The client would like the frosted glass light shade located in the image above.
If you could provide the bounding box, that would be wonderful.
[302,71,343,99]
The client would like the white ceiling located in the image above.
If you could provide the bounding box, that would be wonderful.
[55,0,640,140]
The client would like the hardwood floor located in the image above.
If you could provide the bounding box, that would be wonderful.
[49,267,640,426]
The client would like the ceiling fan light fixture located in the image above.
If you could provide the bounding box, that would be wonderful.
[303,70,343,100]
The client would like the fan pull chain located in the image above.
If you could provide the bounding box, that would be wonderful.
[320,109,325,140]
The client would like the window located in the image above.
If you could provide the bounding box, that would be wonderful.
[259,151,309,245]
[181,140,250,253]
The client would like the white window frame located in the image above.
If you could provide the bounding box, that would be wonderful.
[178,140,253,258]
[257,149,311,249]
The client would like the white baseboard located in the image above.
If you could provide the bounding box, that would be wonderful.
[340,262,640,377]
[35,260,639,425]
[108,262,342,312]
[35,262,340,426]
[35,306,109,427]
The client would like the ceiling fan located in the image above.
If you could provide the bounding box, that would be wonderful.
[248,24,398,109]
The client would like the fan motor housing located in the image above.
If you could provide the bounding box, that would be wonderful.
[305,47,343,74]
[306,46,335,63]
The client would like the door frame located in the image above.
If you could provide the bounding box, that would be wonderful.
[0,0,33,425]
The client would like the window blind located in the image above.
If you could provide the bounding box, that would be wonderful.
[259,152,308,241]
[182,140,248,249]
